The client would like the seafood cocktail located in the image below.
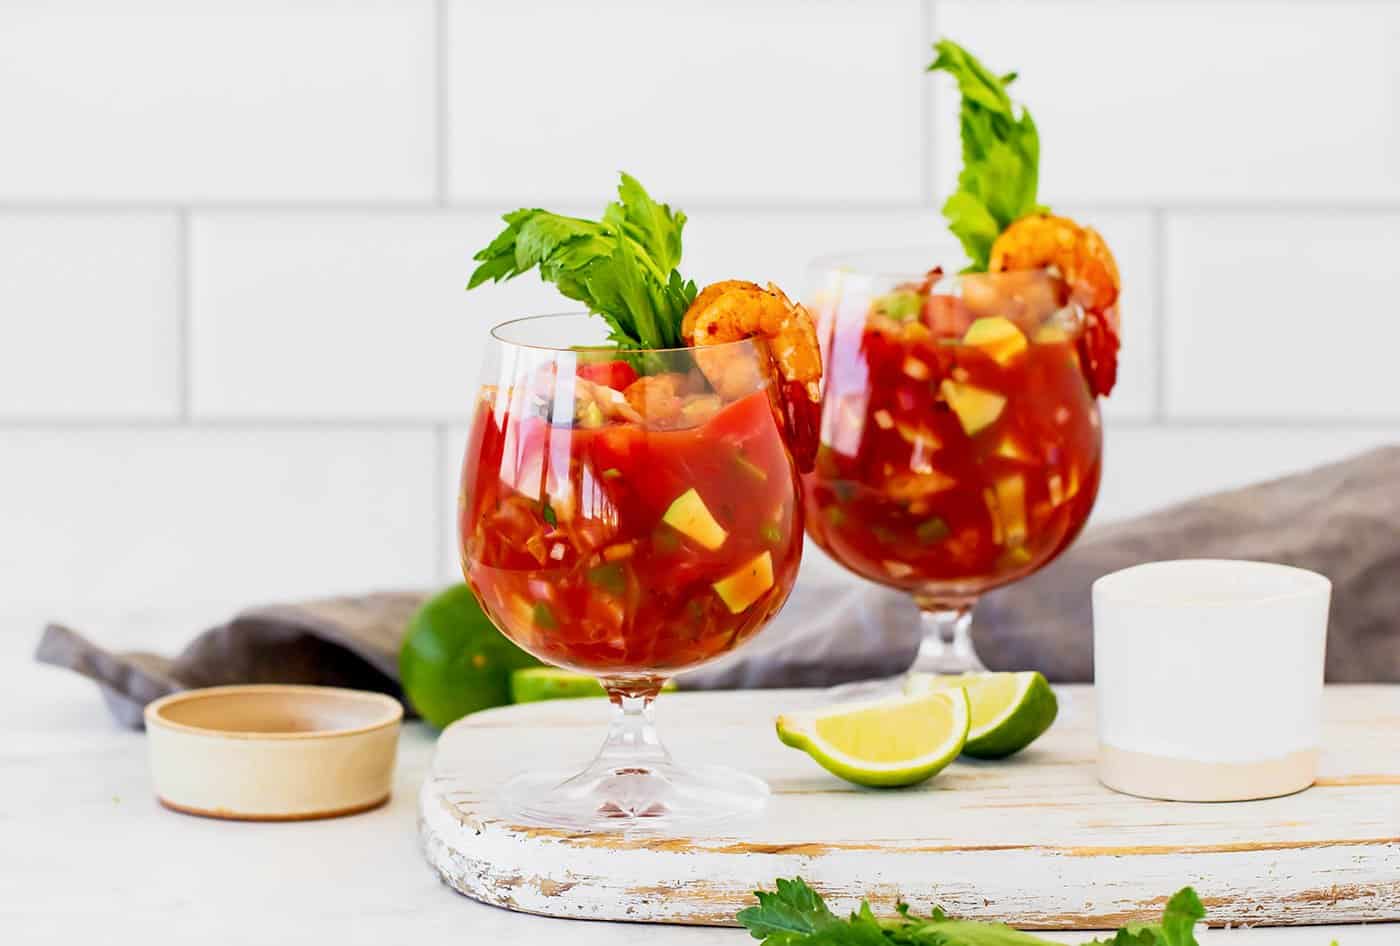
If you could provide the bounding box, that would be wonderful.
[803,41,1124,680]
[462,176,820,829]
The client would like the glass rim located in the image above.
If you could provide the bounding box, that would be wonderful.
[489,311,762,355]
[808,246,1055,281]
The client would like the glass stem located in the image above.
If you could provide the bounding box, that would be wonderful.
[595,684,670,770]
[909,598,986,675]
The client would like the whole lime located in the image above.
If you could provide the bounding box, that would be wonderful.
[399,584,541,728]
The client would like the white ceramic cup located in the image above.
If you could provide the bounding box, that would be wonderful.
[1092,559,1330,802]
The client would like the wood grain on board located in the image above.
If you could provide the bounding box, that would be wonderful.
[420,685,1400,929]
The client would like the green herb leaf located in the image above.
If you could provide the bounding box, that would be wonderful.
[468,173,695,350]
[736,877,839,942]
[929,39,1048,270]
[739,879,1209,946]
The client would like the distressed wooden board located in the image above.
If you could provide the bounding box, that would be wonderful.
[420,685,1400,928]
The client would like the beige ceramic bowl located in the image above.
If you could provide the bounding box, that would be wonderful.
[145,684,402,821]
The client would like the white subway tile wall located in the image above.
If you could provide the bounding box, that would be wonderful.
[3,1,1397,641]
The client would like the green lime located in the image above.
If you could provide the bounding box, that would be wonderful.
[398,584,540,728]
[905,671,1058,759]
[776,689,970,788]
[510,668,607,703]
[509,668,678,704]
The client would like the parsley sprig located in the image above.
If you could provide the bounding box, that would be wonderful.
[929,39,1049,271]
[738,877,1207,946]
[468,173,698,350]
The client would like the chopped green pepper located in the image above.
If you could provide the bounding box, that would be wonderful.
[531,601,557,629]
[586,562,627,597]
[541,501,557,526]
[601,467,623,480]
[871,524,898,544]
[733,451,768,483]
[759,522,783,545]
[830,480,856,502]
[825,506,846,527]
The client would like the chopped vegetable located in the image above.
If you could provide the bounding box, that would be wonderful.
[712,551,775,614]
[964,316,1029,365]
[873,289,924,322]
[662,487,728,550]
[941,379,1007,436]
[734,451,769,483]
[541,501,557,527]
[531,601,557,629]
[585,562,627,596]
[916,517,950,544]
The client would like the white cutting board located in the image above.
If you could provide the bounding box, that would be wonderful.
[420,685,1400,928]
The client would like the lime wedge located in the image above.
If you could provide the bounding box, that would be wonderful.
[905,671,1058,759]
[776,690,970,788]
[509,668,676,704]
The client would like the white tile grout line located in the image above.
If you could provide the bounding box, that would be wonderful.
[1152,208,1168,423]
[176,209,192,422]
[434,0,449,207]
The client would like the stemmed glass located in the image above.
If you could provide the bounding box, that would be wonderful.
[459,313,805,830]
[803,250,1102,686]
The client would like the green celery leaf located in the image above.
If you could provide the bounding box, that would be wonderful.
[929,39,1048,270]
[466,173,693,350]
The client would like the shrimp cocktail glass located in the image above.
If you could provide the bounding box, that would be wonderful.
[803,41,1124,687]
[461,176,821,830]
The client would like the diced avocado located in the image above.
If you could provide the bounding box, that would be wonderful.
[874,289,924,322]
[940,380,1007,436]
[662,488,728,551]
[994,474,1028,547]
[963,316,1029,365]
[712,551,775,614]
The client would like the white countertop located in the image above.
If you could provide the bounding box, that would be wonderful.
[5,639,1393,944]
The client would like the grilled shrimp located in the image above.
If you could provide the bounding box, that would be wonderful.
[682,279,822,470]
[682,280,822,402]
[622,372,687,424]
[989,214,1122,396]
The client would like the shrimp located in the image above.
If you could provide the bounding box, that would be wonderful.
[682,279,823,470]
[682,280,822,403]
[989,213,1122,396]
[621,372,686,424]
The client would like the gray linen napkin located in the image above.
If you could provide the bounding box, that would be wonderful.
[36,446,1400,728]
[36,592,422,728]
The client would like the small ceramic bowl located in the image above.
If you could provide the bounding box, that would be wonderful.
[145,684,402,821]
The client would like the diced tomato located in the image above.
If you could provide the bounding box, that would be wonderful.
[577,359,638,392]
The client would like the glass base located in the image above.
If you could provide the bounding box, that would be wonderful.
[500,759,769,832]
[828,600,986,702]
